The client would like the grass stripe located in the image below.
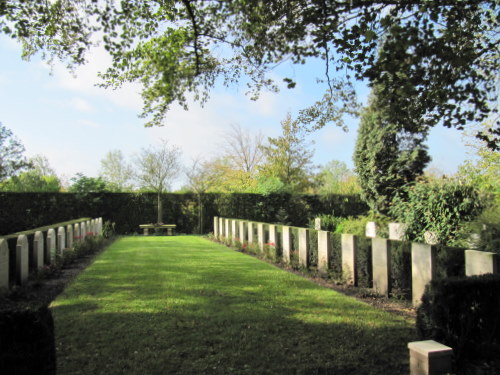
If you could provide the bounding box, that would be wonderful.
[51,236,415,375]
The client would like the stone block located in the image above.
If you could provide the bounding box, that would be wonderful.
[408,340,453,375]
[412,243,436,307]
[372,238,391,296]
[213,216,219,237]
[33,231,45,270]
[0,239,9,290]
[46,228,56,264]
[389,222,407,241]
[282,226,292,264]
[257,223,265,252]
[365,221,377,238]
[341,234,358,286]
[314,218,322,230]
[16,235,29,285]
[299,228,310,268]
[465,250,498,276]
[57,226,66,254]
[318,230,331,271]
[239,221,246,244]
[247,222,254,244]
[66,225,74,249]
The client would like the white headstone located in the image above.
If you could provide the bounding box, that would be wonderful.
[57,226,66,254]
[81,222,87,239]
[74,223,81,242]
[282,226,292,264]
[0,239,9,289]
[341,234,358,286]
[314,218,322,231]
[213,216,219,237]
[318,231,331,271]
[372,238,391,296]
[33,231,45,270]
[257,223,265,252]
[298,228,310,267]
[465,250,498,276]
[247,222,254,244]
[365,221,377,238]
[411,243,436,307]
[66,225,74,249]
[46,228,56,263]
[16,235,29,285]
[239,221,246,244]
[97,217,103,236]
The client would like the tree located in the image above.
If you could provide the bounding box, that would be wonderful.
[0,122,30,181]
[68,173,109,193]
[221,124,265,176]
[354,87,431,215]
[315,160,361,195]
[99,150,134,192]
[2,2,498,147]
[259,113,315,193]
[29,154,57,177]
[134,140,182,223]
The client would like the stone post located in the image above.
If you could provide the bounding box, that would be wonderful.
[365,221,377,238]
[247,222,254,244]
[33,231,45,270]
[465,250,498,276]
[372,238,392,296]
[46,228,56,264]
[239,221,247,244]
[66,225,74,249]
[57,226,66,254]
[16,235,29,285]
[389,223,407,241]
[412,243,436,307]
[0,239,9,290]
[213,216,219,238]
[282,226,292,264]
[341,234,358,286]
[257,223,265,252]
[298,228,310,268]
[408,340,453,375]
[318,230,331,272]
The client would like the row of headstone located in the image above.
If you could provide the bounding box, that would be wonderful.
[214,216,498,307]
[0,217,103,290]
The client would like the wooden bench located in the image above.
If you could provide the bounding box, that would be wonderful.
[139,224,176,236]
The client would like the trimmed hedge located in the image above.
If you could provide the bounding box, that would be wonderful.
[417,274,500,373]
[0,192,368,236]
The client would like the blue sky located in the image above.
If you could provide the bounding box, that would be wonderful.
[0,34,470,188]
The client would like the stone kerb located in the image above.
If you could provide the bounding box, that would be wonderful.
[341,234,358,286]
[372,238,391,297]
[33,231,45,270]
[66,225,74,249]
[213,216,219,237]
[412,243,436,307]
[257,223,265,252]
[46,228,56,264]
[16,235,29,285]
[81,222,87,240]
[389,223,407,241]
[282,226,292,264]
[0,239,9,290]
[465,250,498,276]
[298,228,310,268]
[57,226,66,254]
[74,223,81,242]
[365,221,377,238]
[239,221,247,244]
[318,230,331,271]
[247,222,254,244]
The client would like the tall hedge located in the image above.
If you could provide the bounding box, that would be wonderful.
[0,192,368,235]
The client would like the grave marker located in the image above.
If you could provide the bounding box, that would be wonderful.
[0,239,9,289]
[365,221,377,238]
[257,223,265,252]
[33,231,45,270]
[342,234,358,286]
[372,238,391,296]
[299,228,310,267]
[318,231,331,271]
[46,228,56,264]
[16,235,29,284]
[465,250,498,276]
[239,221,247,244]
[66,225,74,249]
[57,226,66,254]
[282,226,292,264]
[412,243,436,306]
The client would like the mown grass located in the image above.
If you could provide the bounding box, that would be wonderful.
[51,236,416,375]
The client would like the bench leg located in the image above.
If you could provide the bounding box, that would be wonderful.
[144,228,149,236]
[167,228,173,236]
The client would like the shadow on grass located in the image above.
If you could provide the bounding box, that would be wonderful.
[51,237,416,375]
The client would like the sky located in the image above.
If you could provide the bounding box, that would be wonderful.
[0,34,472,189]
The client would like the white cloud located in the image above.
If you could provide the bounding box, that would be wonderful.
[69,97,94,112]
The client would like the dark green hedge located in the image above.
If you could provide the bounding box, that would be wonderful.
[0,192,367,236]
[417,274,500,373]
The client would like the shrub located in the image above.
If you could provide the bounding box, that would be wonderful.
[389,240,412,300]
[417,274,500,373]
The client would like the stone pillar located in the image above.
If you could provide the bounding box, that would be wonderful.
[282,226,292,264]
[257,223,265,252]
[0,239,9,290]
[33,231,45,270]
[74,223,81,242]
[389,223,407,241]
[16,235,29,285]
[465,250,498,276]
[239,221,247,244]
[57,226,66,254]
[318,230,331,271]
[46,228,56,264]
[219,217,224,240]
[66,225,74,249]
[408,340,453,375]
[213,216,219,237]
[365,221,377,238]
[412,243,436,307]
[247,222,254,244]
[372,238,392,296]
[314,218,322,230]
[298,228,310,268]
[341,234,358,286]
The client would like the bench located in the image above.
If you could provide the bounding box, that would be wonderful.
[139,224,176,236]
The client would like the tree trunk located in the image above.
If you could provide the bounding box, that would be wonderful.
[157,192,163,224]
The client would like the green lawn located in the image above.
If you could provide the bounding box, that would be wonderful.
[51,236,416,375]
